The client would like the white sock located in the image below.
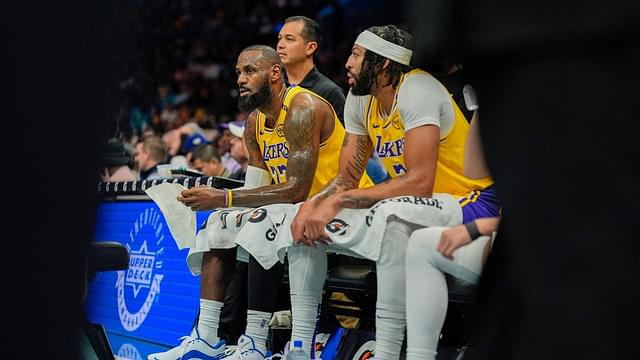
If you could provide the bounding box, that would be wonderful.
[245,309,272,353]
[198,298,223,344]
[290,292,320,356]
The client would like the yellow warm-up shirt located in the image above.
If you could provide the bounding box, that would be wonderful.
[356,69,493,197]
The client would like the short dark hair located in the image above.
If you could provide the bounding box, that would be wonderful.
[284,16,322,44]
[240,44,282,67]
[362,25,414,89]
[191,143,220,163]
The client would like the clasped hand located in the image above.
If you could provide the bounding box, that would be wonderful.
[177,186,225,211]
[290,196,341,248]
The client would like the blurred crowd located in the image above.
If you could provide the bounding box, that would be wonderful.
[102,0,399,182]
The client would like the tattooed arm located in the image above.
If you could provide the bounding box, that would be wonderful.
[307,132,372,204]
[228,93,322,206]
[178,95,328,210]
[336,124,439,207]
[292,124,440,243]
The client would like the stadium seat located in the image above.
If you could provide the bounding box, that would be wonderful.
[81,241,130,360]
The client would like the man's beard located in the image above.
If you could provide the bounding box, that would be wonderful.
[350,61,376,96]
[238,78,272,112]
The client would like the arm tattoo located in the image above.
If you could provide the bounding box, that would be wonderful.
[340,195,377,209]
[283,104,318,200]
[311,134,371,203]
[342,134,350,148]
[228,103,319,207]
[344,135,370,183]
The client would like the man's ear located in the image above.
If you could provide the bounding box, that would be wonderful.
[382,59,391,70]
[271,64,282,82]
[305,41,318,57]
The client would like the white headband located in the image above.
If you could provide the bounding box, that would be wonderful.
[354,30,413,66]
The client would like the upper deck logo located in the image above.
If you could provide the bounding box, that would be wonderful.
[116,207,165,332]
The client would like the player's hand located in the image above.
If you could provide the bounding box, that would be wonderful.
[291,200,317,247]
[302,195,341,246]
[437,224,473,259]
[177,186,225,211]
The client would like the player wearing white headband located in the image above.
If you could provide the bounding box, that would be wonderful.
[284,25,499,359]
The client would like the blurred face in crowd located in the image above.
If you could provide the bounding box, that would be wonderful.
[134,143,151,171]
[345,44,375,95]
[217,129,232,153]
[229,135,249,163]
[277,20,316,67]
[236,50,274,112]
[162,129,182,156]
[191,158,224,177]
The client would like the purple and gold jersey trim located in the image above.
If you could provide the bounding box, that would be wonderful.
[458,186,501,223]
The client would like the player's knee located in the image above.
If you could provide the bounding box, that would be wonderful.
[407,227,446,267]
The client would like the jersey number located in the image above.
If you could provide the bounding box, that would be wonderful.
[392,163,407,176]
[270,164,287,183]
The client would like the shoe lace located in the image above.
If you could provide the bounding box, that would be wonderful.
[178,335,197,357]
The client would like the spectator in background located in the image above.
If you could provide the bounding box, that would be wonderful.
[134,134,167,180]
[170,132,209,169]
[100,141,137,182]
[278,16,346,125]
[163,121,208,164]
[226,121,249,180]
[157,83,176,110]
[216,121,243,175]
[190,143,245,180]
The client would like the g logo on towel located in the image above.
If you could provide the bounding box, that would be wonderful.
[248,208,268,223]
[326,218,349,236]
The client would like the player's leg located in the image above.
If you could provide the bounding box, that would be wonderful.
[147,247,236,360]
[287,243,328,358]
[405,226,490,360]
[373,219,415,360]
[218,260,248,345]
[198,247,238,342]
[240,255,285,354]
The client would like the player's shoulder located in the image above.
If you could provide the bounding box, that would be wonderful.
[289,87,332,113]
[246,110,259,125]
[398,70,450,107]
[400,69,447,94]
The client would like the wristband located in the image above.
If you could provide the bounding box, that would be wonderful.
[464,221,481,240]
[223,188,229,207]
[227,189,233,207]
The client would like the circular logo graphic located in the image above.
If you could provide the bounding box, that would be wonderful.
[116,207,165,332]
[391,116,402,129]
[117,343,142,360]
[326,218,349,236]
[352,340,376,360]
[248,208,268,223]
